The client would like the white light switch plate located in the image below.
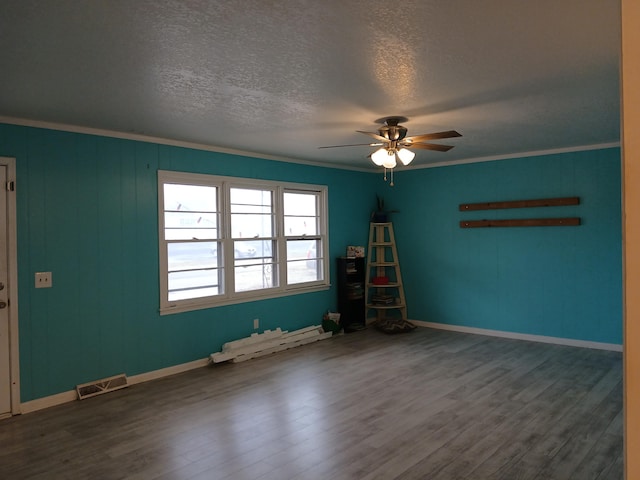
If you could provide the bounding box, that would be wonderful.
[35,272,52,288]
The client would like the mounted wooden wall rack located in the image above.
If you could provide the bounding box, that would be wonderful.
[459,196,580,228]
[460,218,580,228]
[459,196,579,211]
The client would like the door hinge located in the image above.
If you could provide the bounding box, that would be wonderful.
[6,181,15,191]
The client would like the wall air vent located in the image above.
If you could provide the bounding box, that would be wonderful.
[76,373,128,400]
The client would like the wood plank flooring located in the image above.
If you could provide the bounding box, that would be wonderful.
[0,327,623,479]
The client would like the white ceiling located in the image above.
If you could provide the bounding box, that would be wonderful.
[0,1,621,170]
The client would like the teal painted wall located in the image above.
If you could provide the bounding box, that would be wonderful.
[0,124,376,402]
[0,122,623,402]
[387,148,622,344]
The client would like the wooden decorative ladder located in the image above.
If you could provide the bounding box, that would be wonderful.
[365,222,407,324]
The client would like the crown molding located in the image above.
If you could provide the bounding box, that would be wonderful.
[0,116,619,174]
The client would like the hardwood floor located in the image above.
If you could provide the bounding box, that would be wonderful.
[0,327,623,479]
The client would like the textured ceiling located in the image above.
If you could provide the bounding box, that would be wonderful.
[0,0,621,170]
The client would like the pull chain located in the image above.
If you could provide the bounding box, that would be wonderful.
[381,167,395,186]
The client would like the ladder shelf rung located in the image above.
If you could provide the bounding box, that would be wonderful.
[368,283,401,288]
[370,262,397,266]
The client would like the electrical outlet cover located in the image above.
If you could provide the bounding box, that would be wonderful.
[35,271,52,288]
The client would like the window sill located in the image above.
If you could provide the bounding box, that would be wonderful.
[160,283,331,315]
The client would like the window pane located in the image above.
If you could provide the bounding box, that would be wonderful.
[230,188,273,237]
[165,228,218,241]
[287,259,322,284]
[168,269,221,301]
[284,192,316,215]
[286,240,313,261]
[230,214,273,237]
[231,204,272,214]
[234,239,273,260]
[235,263,276,292]
[164,183,218,242]
[284,217,317,236]
[230,188,272,207]
[284,192,318,236]
[164,184,217,212]
[234,239,277,291]
[164,212,218,240]
[286,239,323,284]
[168,242,219,270]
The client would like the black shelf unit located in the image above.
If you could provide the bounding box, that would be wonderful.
[337,256,366,332]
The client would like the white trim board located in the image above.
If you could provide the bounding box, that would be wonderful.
[0,116,370,173]
[1,157,20,416]
[405,142,620,171]
[413,320,622,352]
[20,358,209,414]
[0,116,619,174]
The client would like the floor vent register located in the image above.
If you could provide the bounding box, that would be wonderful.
[76,373,129,400]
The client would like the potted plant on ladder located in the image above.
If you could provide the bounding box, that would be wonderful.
[371,195,397,222]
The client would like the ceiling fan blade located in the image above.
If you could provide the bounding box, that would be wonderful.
[318,142,383,149]
[408,142,455,152]
[404,130,462,142]
[356,130,390,143]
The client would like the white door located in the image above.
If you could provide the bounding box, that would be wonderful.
[0,159,17,417]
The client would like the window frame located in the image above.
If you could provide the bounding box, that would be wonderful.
[158,170,329,314]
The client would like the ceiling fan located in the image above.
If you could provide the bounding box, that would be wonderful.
[320,116,461,185]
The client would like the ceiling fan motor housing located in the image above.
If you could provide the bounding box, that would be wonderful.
[378,116,408,141]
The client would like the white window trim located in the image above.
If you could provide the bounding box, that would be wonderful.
[158,170,330,315]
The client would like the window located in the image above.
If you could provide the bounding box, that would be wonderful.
[230,187,276,293]
[284,191,323,285]
[158,171,328,314]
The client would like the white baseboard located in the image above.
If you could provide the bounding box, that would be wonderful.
[20,358,209,414]
[20,390,78,414]
[127,358,209,384]
[413,320,623,352]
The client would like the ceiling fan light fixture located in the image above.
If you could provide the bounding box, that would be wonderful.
[382,152,397,169]
[396,148,415,165]
[371,147,389,166]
